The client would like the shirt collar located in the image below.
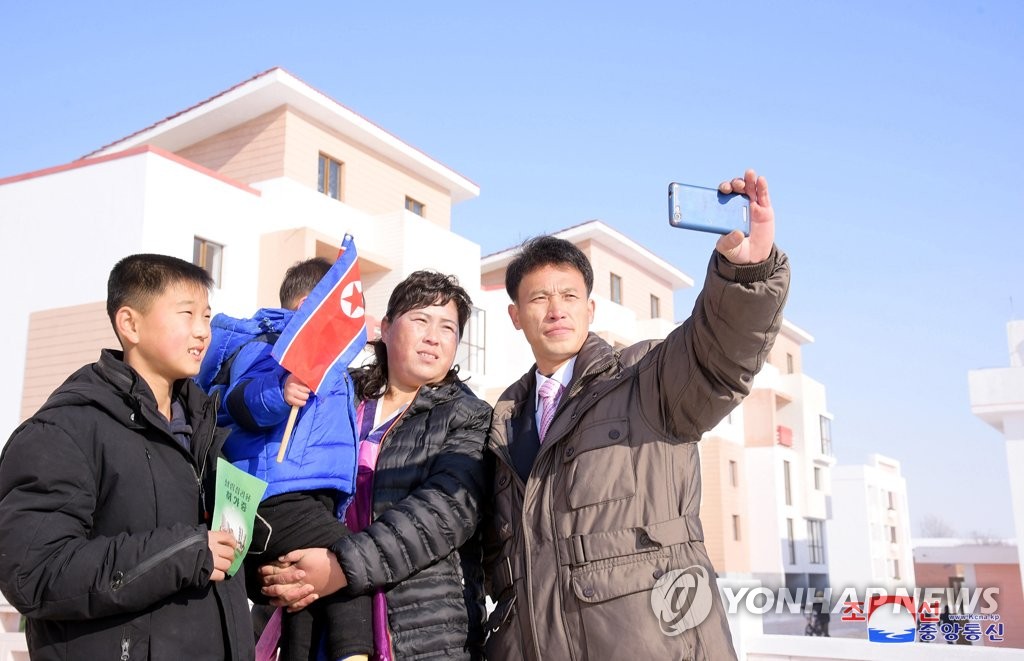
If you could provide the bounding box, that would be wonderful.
[535,356,576,409]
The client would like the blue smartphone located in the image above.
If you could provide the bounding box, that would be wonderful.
[668,182,750,236]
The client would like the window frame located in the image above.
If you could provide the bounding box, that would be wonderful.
[787,518,796,564]
[405,195,425,217]
[610,273,623,304]
[807,519,825,564]
[820,415,833,456]
[783,460,792,506]
[318,153,344,201]
[192,236,223,287]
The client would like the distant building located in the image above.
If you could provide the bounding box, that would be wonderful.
[914,538,1024,648]
[828,454,915,591]
[728,321,836,590]
[968,320,1024,603]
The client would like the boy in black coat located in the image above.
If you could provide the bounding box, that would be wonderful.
[0,254,254,661]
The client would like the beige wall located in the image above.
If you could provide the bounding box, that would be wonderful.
[283,109,452,229]
[915,560,1024,648]
[176,107,288,183]
[175,106,453,229]
[582,240,676,321]
[21,301,116,421]
[743,389,779,448]
[700,436,751,573]
[767,333,803,375]
[481,269,506,293]
[483,239,678,318]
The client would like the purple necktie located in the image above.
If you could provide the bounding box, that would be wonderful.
[538,379,564,443]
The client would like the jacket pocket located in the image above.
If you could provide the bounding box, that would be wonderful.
[570,553,700,660]
[564,418,635,509]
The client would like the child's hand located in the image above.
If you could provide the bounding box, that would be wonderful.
[283,374,312,407]
[208,530,237,582]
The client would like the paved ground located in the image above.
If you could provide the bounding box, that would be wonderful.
[760,611,869,639]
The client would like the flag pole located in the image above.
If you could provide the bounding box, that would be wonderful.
[276,405,300,463]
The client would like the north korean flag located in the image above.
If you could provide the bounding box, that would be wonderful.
[272,234,367,393]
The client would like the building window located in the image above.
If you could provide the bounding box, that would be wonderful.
[888,525,897,544]
[732,515,741,541]
[887,490,897,511]
[318,153,344,200]
[650,294,660,319]
[889,558,901,580]
[786,352,794,374]
[783,460,792,506]
[193,237,223,287]
[787,518,796,564]
[813,467,822,490]
[819,415,832,456]
[729,460,738,487]
[807,519,825,564]
[405,196,425,217]
[610,273,623,304]
[456,306,486,374]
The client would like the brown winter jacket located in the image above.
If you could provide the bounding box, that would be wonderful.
[483,247,790,661]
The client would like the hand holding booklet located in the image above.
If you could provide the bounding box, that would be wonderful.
[211,458,269,576]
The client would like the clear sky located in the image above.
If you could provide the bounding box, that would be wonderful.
[3,2,1022,537]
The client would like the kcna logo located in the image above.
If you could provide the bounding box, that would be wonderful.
[650,565,714,636]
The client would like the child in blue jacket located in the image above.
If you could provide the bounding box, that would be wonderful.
[199,258,370,661]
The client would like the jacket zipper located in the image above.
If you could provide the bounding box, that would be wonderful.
[371,388,420,479]
[120,629,130,661]
[116,532,207,589]
[193,393,220,521]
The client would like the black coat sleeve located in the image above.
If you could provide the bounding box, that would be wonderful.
[0,419,213,620]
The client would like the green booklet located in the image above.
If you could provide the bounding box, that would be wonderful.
[211,458,269,576]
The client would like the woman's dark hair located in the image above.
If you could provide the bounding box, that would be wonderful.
[352,270,473,400]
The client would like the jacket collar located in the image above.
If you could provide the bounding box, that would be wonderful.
[496,332,617,420]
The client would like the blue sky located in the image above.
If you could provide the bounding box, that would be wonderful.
[3,2,1022,537]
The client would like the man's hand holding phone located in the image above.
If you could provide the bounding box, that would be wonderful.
[715,169,774,265]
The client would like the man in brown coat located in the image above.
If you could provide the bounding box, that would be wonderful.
[484,169,790,660]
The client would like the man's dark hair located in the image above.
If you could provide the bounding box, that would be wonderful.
[352,270,473,400]
[279,257,332,310]
[106,254,213,332]
[504,236,594,302]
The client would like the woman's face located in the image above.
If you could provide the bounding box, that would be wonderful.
[381,300,461,393]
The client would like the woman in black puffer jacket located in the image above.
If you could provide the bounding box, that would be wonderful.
[261,271,491,660]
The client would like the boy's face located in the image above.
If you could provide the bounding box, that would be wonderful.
[119,281,212,387]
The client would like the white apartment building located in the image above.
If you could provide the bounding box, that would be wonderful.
[727,321,837,590]
[0,67,487,431]
[969,320,1024,600]
[477,220,691,401]
[828,454,916,591]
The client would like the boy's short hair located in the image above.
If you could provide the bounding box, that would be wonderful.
[504,236,594,302]
[280,257,332,310]
[107,254,213,333]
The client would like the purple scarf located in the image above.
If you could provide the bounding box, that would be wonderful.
[345,398,402,661]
